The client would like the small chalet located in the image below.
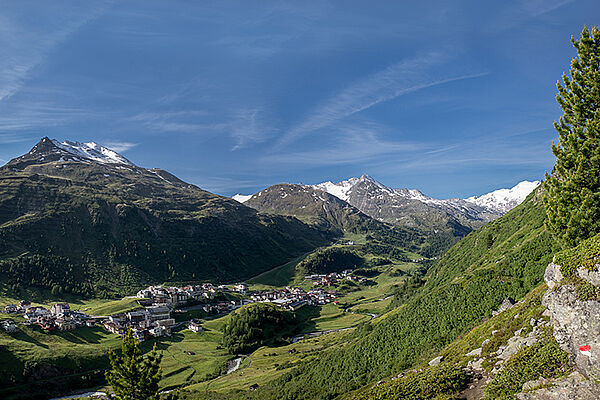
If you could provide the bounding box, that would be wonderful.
[103,321,125,335]
[188,319,203,332]
[132,329,146,342]
[155,318,175,328]
[149,325,169,337]
[50,303,71,316]
[24,306,50,319]
[55,318,76,331]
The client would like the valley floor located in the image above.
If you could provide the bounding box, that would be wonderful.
[0,255,422,400]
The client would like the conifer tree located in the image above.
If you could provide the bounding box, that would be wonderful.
[544,26,600,246]
[106,329,163,400]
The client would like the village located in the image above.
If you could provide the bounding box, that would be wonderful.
[1,269,361,340]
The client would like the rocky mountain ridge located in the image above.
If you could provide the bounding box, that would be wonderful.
[236,175,539,235]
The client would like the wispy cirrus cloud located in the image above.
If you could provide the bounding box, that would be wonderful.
[131,107,275,150]
[487,0,575,32]
[0,133,36,144]
[0,101,94,132]
[0,3,111,104]
[130,111,212,133]
[265,123,421,167]
[276,51,488,148]
[370,126,556,175]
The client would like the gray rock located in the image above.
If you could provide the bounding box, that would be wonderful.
[516,371,600,399]
[577,266,600,286]
[466,347,482,357]
[467,358,484,371]
[428,356,443,366]
[481,338,491,347]
[522,376,550,391]
[544,263,564,289]
[543,262,600,382]
[493,298,516,316]
[496,332,538,361]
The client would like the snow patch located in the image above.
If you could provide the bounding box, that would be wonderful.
[311,174,538,215]
[465,180,540,213]
[51,140,134,166]
[232,194,252,203]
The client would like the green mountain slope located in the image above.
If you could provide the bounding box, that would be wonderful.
[0,138,328,296]
[221,186,562,400]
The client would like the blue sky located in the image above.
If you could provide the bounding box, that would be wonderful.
[0,1,598,198]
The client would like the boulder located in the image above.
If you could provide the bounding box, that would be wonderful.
[466,347,482,357]
[493,298,516,316]
[428,356,443,366]
[544,262,564,290]
[516,371,600,400]
[577,266,600,286]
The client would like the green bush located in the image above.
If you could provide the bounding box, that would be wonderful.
[575,280,600,301]
[352,365,471,400]
[296,247,364,275]
[554,233,600,277]
[222,303,296,354]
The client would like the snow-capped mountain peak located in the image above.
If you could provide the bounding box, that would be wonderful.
[51,139,135,166]
[309,174,539,216]
[465,180,540,213]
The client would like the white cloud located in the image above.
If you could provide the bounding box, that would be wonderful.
[131,108,275,150]
[264,124,421,167]
[102,141,138,153]
[0,4,110,103]
[276,51,487,147]
[0,133,34,144]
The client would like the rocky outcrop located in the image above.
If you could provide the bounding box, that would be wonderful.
[518,262,600,398]
[577,267,600,286]
[516,371,599,400]
[543,264,600,382]
[544,262,564,290]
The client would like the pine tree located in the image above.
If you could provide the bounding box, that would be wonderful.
[544,26,600,246]
[106,329,163,400]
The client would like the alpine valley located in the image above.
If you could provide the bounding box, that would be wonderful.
[0,137,598,400]
[2,10,600,400]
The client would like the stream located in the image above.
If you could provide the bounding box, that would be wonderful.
[226,357,242,374]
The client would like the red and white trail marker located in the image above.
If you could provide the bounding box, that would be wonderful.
[579,345,592,357]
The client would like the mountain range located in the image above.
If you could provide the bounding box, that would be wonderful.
[0,138,539,295]
[236,175,538,220]
[0,138,329,296]
[236,175,539,255]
